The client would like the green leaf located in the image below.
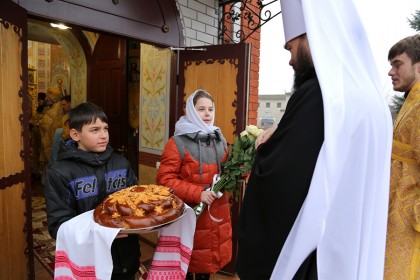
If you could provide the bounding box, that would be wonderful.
[213,127,261,197]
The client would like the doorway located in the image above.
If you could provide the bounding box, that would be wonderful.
[3,1,184,277]
[27,17,139,178]
[27,18,140,276]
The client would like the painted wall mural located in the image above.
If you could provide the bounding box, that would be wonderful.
[139,44,171,153]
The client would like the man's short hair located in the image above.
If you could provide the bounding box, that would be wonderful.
[68,102,108,131]
[38,92,47,101]
[388,34,420,64]
[60,95,71,103]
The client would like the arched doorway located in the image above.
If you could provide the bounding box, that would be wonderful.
[28,19,87,104]
[27,17,141,276]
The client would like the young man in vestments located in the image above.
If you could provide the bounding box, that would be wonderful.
[236,0,393,279]
[385,34,420,280]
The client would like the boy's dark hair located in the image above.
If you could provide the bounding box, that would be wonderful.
[388,34,420,64]
[60,95,71,103]
[68,102,108,131]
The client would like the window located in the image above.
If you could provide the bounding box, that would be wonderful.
[260,118,275,129]
[266,102,270,108]
[277,102,281,108]
[258,102,260,108]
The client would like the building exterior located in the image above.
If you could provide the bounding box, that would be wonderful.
[257,93,292,128]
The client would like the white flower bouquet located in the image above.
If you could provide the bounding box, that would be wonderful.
[194,125,264,218]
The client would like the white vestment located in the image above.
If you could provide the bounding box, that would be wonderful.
[271,0,393,279]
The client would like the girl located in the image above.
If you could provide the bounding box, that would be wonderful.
[157,89,232,280]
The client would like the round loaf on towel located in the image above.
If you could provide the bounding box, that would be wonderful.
[94,185,185,229]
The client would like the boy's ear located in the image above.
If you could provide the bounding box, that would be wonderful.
[415,61,420,74]
[69,128,80,142]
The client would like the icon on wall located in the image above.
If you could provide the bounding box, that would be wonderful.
[28,67,37,84]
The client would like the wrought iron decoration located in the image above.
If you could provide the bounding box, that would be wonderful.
[218,0,280,44]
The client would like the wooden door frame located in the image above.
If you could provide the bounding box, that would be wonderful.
[174,43,250,139]
[13,0,184,47]
[0,0,34,278]
[88,34,128,159]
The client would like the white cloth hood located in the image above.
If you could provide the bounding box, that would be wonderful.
[174,89,220,136]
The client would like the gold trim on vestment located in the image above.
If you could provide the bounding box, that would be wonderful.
[391,140,417,164]
[409,233,420,280]
[394,83,420,131]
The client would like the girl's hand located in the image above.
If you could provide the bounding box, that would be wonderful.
[201,190,217,205]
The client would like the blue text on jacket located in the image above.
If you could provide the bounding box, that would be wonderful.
[69,175,98,199]
[105,169,127,193]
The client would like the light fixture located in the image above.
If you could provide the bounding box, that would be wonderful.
[50,23,71,30]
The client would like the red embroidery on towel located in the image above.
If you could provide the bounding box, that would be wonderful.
[147,260,185,280]
[147,235,192,279]
[154,235,192,264]
[55,250,97,280]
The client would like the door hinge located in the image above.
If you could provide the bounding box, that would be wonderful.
[170,47,206,51]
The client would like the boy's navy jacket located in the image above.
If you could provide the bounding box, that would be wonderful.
[45,140,140,274]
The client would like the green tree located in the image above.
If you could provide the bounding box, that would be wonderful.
[390,94,405,120]
[408,10,420,32]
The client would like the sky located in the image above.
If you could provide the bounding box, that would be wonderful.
[259,0,420,102]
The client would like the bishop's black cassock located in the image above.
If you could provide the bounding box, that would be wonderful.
[236,71,324,280]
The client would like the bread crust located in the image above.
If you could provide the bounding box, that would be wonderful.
[94,185,185,229]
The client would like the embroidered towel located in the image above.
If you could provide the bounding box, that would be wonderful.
[54,206,196,280]
[54,210,120,279]
[147,206,196,280]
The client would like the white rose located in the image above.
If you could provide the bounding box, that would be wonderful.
[240,130,249,138]
[246,125,262,137]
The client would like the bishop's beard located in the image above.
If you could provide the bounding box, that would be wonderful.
[292,45,316,91]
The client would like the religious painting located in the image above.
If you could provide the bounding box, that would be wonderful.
[47,75,69,102]
[139,43,171,154]
[28,67,36,84]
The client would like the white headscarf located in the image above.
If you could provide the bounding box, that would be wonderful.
[174,89,220,136]
[272,0,393,279]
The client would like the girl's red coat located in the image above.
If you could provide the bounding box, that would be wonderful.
[157,137,232,273]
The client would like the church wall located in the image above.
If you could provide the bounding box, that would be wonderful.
[175,0,220,46]
[175,0,261,125]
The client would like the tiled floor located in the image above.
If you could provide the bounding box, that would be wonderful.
[35,257,54,280]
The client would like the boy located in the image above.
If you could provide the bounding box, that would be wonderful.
[45,102,140,279]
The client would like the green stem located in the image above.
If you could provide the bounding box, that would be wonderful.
[213,176,228,193]
[193,202,208,219]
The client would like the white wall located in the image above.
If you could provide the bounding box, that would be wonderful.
[175,0,220,46]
